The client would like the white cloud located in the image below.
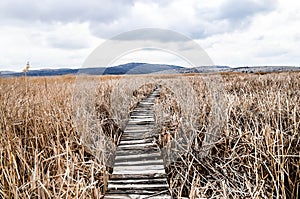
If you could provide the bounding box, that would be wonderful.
[112,49,192,67]
[0,0,134,24]
[44,23,93,49]
[0,22,101,71]
[0,0,299,71]
[199,0,300,67]
[218,0,276,21]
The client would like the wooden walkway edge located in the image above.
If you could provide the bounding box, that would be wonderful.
[104,86,171,199]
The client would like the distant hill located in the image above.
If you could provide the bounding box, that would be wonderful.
[103,63,183,74]
[228,66,300,73]
[0,71,16,75]
[0,63,184,77]
[1,63,300,77]
[0,68,79,77]
[179,65,231,73]
[179,65,300,74]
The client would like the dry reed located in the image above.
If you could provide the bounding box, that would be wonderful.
[154,72,300,198]
[0,75,157,198]
[1,72,299,198]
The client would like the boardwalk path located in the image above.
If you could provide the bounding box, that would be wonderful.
[104,86,171,199]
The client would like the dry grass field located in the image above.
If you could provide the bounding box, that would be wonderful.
[0,72,299,198]
[155,72,300,198]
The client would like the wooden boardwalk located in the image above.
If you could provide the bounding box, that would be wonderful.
[104,86,171,199]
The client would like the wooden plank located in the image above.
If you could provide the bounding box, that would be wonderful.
[139,101,155,103]
[119,139,153,145]
[115,147,158,153]
[122,132,152,137]
[119,135,154,141]
[108,183,169,189]
[122,133,151,137]
[114,159,163,166]
[122,131,153,135]
[121,135,154,140]
[108,178,167,184]
[124,126,151,131]
[113,164,165,172]
[104,194,171,199]
[113,169,165,175]
[131,109,153,112]
[129,117,153,119]
[127,121,154,125]
[128,119,154,124]
[118,143,155,148]
[114,157,162,164]
[106,189,158,195]
[113,166,165,172]
[110,173,166,180]
[130,109,153,112]
[122,132,153,137]
[115,149,160,156]
[115,153,162,161]
[123,129,149,133]
[130,115,153,118]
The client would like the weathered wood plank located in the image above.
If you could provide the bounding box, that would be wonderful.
[110,173,167,180]
[120,137,153,142]
[113,169,165,175]
[115,145,157,153]
[114,159,163,166]
[104,194,171,199]
[130,115,153,119]
[113,164,165,172]
[123,126,152,131]
[122,132,153,136]
[131,109,154,113]
[123,129,149,133]
[119,139,153,145]
[108,183,169,189]
[128,118,154,122]
[127,121,154,125]
[115,153,162,160]
[116,147,159,153]
[118,142,155,148]
[120,136,154,141]
[108,178,167,184]
[106,189,164,195]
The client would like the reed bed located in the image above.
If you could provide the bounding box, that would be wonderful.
[154,72,300,198]
[0,76,104,198]
[0,75,157,198]
[1,72,299,198]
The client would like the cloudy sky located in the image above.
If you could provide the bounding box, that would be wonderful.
[0,0,299,71]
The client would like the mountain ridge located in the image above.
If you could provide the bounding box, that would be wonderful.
[1,63,300,77]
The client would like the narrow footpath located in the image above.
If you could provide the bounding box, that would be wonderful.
[104,86,171,199]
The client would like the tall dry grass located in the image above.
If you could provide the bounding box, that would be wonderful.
[0,76,105,198]
[0,75,157,198]
[1,72,299,198]
[154,72,300,198]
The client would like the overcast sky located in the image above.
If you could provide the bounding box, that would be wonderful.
[0,0,299,71]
